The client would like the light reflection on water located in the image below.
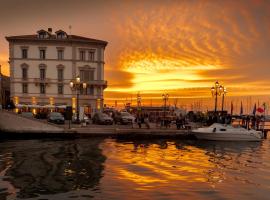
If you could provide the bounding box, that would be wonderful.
[0,139,270,199]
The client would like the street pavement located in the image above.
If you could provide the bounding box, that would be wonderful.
[0,110,64,133]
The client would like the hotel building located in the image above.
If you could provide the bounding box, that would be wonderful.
[6,28,108,114]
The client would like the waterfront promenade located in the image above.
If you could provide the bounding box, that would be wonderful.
[0,110,77,139]
[0,110,195,139]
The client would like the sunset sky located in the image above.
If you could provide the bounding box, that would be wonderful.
[1,0,270,108]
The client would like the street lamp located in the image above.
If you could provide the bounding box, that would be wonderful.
[137,92,141,113]
[221,87,227,113]
[162,93,169,127]
[211,81,223,113]
[70,75,87,124]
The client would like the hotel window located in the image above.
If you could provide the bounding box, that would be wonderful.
[79,51,85,61]
[57,68,64,81]
[40,68,46,80]
[97,87,101,95]
[87,85,94,95]
[57,33,66,39]
[79,87,85,95]
[22,49,28,59]
[57,49,64,60]
[22,68,28,80]
[40,83,46,94]
[40,49,46,59]
[58,84,63,94]
[88,51,95,61]
[22,83,28,94]
[80,70,94,82]
[38,33,47,39]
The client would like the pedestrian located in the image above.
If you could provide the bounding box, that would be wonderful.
[145,114,150,129]
[176,116,181,129]
[137,114,142,128]
[156,116,161,128]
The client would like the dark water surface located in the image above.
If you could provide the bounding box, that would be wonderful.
[0,138,270,200]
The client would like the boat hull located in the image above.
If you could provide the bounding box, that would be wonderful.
[192,131,262,141]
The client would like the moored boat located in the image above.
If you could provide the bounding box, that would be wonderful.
[192,123,263,141]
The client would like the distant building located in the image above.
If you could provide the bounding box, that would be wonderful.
[6,28,108,114]
[0,66,10,108]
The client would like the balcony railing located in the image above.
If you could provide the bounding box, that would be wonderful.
[85,80,107,88]
[34,78,51,86]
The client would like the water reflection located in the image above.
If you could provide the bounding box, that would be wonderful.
[0,139,106,199]
[102,139,264,195]
[0,139,269,200]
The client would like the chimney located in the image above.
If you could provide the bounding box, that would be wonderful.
[48,28,52,34]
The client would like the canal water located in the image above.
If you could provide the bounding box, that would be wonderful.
[0,138,270,200]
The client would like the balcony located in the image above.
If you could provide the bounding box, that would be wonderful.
[34,78,51,86]
[86,80,107,88]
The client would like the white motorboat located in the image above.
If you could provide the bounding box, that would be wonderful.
[192,123,263,141]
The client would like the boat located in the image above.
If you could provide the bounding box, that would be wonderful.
[192,123,263,141]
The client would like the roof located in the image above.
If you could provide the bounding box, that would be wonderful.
[5,34,108,46]
[55,29,67,34]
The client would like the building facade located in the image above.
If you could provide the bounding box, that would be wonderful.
[6,28,107,114]
[0,65,10,109]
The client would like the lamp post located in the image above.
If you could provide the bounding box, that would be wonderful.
[70,76,87,124]
[211,81,223,113]
[221,87,227,113]
[162,93,169,127]
[137,92,141,113]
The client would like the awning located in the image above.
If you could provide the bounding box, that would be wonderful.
[56,105,67,109]
[16,104,42,108]
[43,104,55,109]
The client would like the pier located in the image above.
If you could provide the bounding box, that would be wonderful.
[0,110,194,140]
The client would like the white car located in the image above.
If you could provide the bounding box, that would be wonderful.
[72,114,90,124]
[120,112,136,124]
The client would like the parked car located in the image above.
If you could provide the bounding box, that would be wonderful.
[92,112,113,125]
[47,112,65,124]
[114,111,136,125]
[72,114,90,124]
[21,112,34,118]
[35,112,48,119]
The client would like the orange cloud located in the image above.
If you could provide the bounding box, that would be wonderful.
[102,0,270,105]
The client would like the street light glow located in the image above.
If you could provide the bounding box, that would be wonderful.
[69,81,74,88]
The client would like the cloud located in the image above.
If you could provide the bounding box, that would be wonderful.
[105,68,134,90]
[103,0,270,98]
[1,0,270,103]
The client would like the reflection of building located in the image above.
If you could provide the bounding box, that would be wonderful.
[6,28,108,114]
[5,139,106,199]
[0,66,10,108]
